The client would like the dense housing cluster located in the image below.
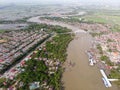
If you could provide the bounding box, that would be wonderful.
[0,29,49,73]
[0,24,73,90]
[95,32,120,64]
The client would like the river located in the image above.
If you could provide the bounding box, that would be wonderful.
[28,16,119,90]
[0,24,28,30]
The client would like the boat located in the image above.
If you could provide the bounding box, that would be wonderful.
[86,50,96,66]
[102,78,109,87]
[89,58,94,66]
[100,69,112,87]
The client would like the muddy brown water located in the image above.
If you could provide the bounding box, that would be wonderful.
[62,33,119,90]
[28,16,119,90]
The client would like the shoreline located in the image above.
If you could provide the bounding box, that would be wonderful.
[0,16,119,89]
[27,16,119,90]
[62,32,119,90]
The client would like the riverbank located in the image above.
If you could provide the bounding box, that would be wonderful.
[28,16,119,90]
[62,32,119,90]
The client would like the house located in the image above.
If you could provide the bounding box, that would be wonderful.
[29,82,40,90]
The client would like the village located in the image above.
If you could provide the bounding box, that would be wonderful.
[0,1,120,89]
[0,28,50,73]
[0,23,73,90]
[85,24,120,84]
[44,15,120,66]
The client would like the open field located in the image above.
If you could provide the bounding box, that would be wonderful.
[83,13,120,25]
[0,39,7,43]
[0,30,6,33]
[42,9,120,32]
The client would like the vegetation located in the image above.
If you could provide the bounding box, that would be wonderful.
[0,78,6,87]
[0,35,50,74]
[0,24,73,89]
[41,15,109,24]
[83,16,108,24]
[108,65,120,86]
[82,10,120,25]
[0,23,52,74]
[107,39,114,42]
[17,60,48,89]
[0,18,28,24]
[100,55,109,61]
[110,69,120,79]
[16,25,73,89]
[90,32,103,37]
[100,55,114,66]
[0,30,6,33]
[108,49,112,52]
[26,23,71,34]
[97,44,103,54]
[111,24,120,32]
[41,16,83,23]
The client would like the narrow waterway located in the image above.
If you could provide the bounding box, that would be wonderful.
[28,16,119,90]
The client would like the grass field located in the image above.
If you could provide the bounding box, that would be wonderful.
[58,10,120,26]
[73,10,120,32]
[111,24,120,32]
[83,16,108,24]
[0,30,6,33]
[82,11,120,25]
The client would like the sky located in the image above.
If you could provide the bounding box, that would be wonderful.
[0,0,120,5]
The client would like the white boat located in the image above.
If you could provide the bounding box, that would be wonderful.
[100,69,112,87]
[102,78,109,87]
[89,58,94,66]
[86,50,96,66]
[93,59,96,64]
